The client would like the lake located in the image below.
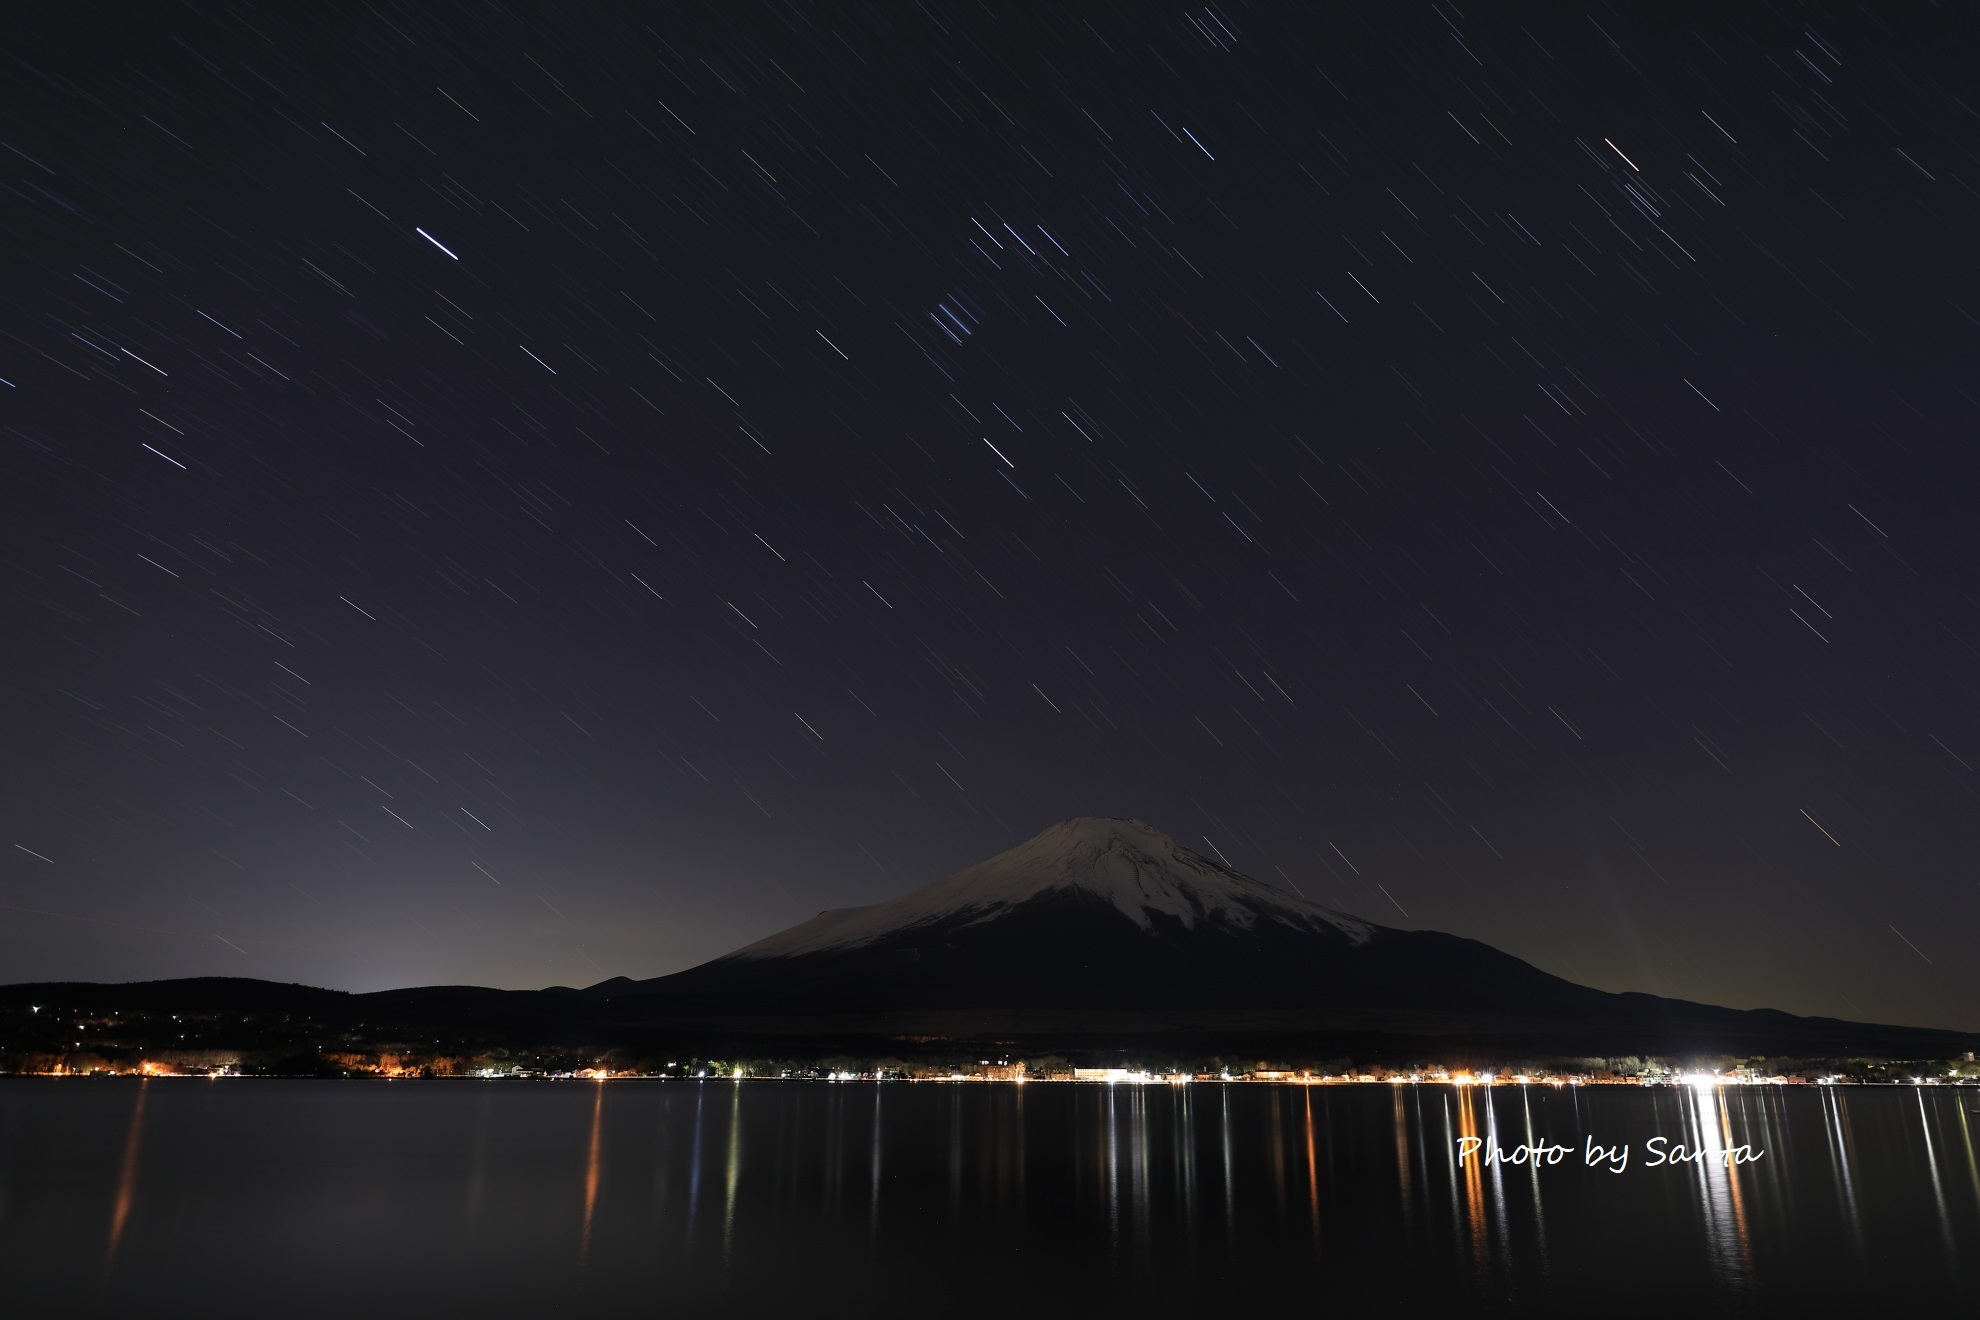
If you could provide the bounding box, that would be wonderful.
[3,1078,1974,1313]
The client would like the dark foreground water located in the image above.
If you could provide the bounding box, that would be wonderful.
[2,1079,1975,1314]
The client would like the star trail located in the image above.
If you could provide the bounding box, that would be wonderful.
[3,2,1976,1029]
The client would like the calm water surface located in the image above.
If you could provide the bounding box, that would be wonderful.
[3,1078,1975,1313]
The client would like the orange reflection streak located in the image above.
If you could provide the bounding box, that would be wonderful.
[1393,1087,1413,1222]
[105,1079,149,1269]
[1454,1086,1487,1269]
[579,1080,605,1271]
[1955,1099,1980,1206]
[1716,1093,1753,1274]
[1302,1087,1320,1248]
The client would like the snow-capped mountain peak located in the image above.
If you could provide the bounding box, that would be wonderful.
[723,816,1373,961]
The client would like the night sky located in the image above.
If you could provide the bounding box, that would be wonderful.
[4,2,1976,1031]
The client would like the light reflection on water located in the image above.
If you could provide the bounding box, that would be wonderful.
[578,1080,604,1269]
[101,1076,146,1267]
[1,1079,1974,1313]
[1682,1082,1752,1289]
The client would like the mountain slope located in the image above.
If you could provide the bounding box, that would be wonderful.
[601,817,1627,1017]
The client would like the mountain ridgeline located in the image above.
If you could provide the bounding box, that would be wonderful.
[4,818,1969,1060]
[590,817,1615,1017]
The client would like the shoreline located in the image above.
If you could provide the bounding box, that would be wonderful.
[5,1070,1974,1087]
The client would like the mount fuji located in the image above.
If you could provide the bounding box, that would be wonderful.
[588,817,1635,1019]
[11,817,1963,1061]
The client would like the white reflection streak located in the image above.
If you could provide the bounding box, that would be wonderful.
[1440,1094,1459,1245]
[1519,1086,1548,1269]
[686,1086,706,1247]
[1130,1086,1151,1254]
[1411,1087,1430,1221]
[1179,1087,1199,1253]
[869,1082,883,1245]
[1915,1090,1956,1260]
[1822,1088,1863,1254]
[1220,1087,1236,1246]
[1116,1084,1148,1250]
[1686,1085,1749,1287]
[1106,1085,1121,1254]
[1483,1088,1510,1266]
[721,1081,742,1265]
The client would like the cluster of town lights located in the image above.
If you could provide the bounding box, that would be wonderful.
[14,1065,1953,1084]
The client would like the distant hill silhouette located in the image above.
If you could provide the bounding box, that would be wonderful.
[4,819,1972,1060]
